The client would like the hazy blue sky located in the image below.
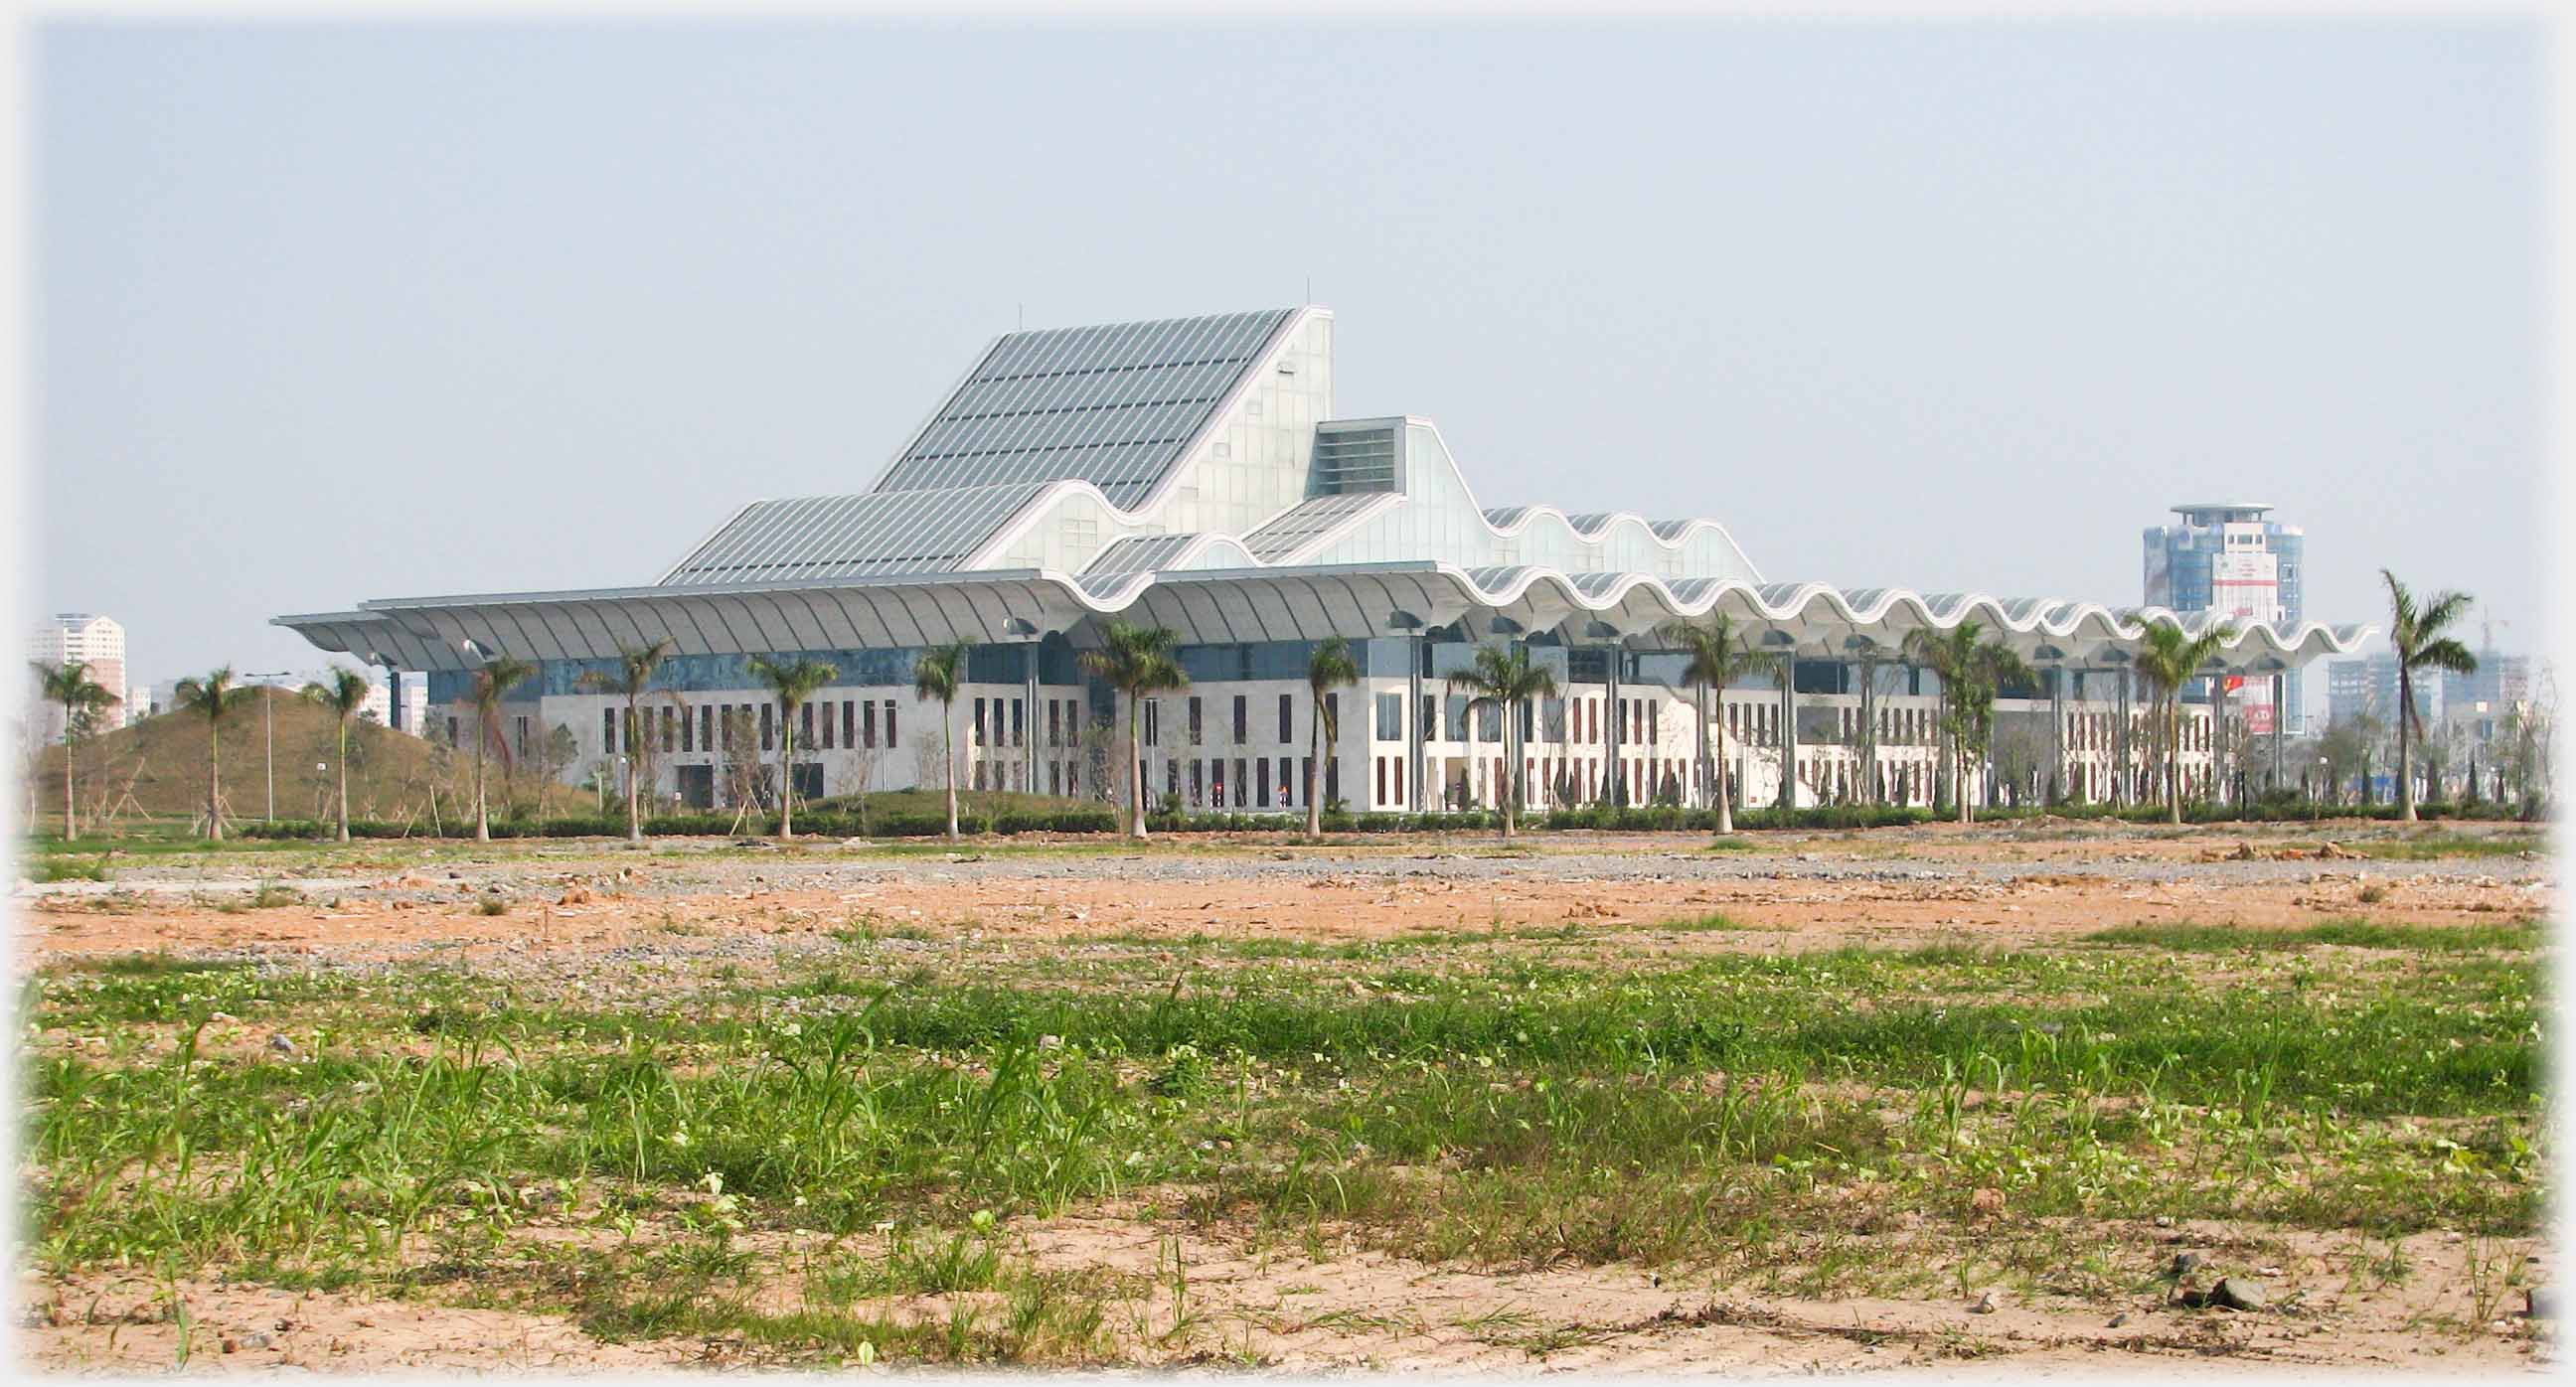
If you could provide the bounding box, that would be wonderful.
[33,20,2546,710]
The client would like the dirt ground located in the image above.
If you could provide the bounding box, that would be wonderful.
[14,817,2558,1375]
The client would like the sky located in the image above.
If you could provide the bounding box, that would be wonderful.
[30,19,2549,715]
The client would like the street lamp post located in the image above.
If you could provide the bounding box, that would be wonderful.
[245,671,296,823]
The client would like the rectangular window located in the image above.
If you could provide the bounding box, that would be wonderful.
[1375,692,1401,741]
[1233,757,1247,807]
[663,706,675,754]
[800,702,813,748]
[702,705,714,753]
[683,702,696,753]
[1325,752,1341,805]
[1445,694,1469,743]
[1145,698,1161,746]
[760,703,774,752]
[1188,696,1203,745]
[1304,756,1316,807]
[1048,700,1061,749]
[820,701,834,750]
[843,699,854,750]
[720,709,731,752]
[1477,699,1501,743]
[1375,756,1386,807]
[1190,759,1204,806]
[885,699,896,745]
[516,715,529,758]
[1392,756,1402,805]
[1257,757,1271,807]
[863,700,878,749]
[1421,694,1437,742]
[1325,693,1340,747]
[603,707,617,753]
[448,714,460,747]
[1012,697,1024,749]
[1232,695,1248,745]
[972,697,986,747]
[1279,693,1294,743]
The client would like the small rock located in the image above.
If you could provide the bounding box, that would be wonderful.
[1970,1291,1999,1314]
[221,1337,241,1354]
[1038,1034,1062,1051]
[241,1331,271,1350]
[2107,1311,2131,1328]
[267,1033,298,1059]
[2152,1214,2173,1228]
[2211,1277,2269,1311]
[2169,1251,2202,1278]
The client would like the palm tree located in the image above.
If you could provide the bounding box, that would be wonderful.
[575,639,681,844]
[173,668,254,840]
[752,656,840,841]
[464,656,538,842]
[2130,621,2233,824]
[911,643,968,841]
[1658,614,1785,834]
[31,660,116,837]
[2381,570,2479,823]
[1078,621,1188,840]
[1445,642,1558,840]
[299,666,373,843]
[1303,636,1361,836]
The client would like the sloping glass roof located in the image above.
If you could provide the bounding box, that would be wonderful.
[873,308,1298,506]
[658,482,1050,586]
[1241,492,1397,562]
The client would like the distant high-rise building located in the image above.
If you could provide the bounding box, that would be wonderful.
[27,613,129,740]
[2443,651,2532,715]
[2325,653,2431,729]
[2143,504,2307,733]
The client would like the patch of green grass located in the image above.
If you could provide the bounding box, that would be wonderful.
[31,854,108,883]
[1702,836,1756,852]
[2083,918,2540,954]
[2354,833,2547,861]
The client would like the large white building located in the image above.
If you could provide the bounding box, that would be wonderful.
[280,307,2369,816]
[28,613,129,740]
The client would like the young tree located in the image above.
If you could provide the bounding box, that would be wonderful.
[1302,636,1360,836]
[1445,642,1558,840]
[910,643,969,841]
[1900,625,1981,825]
[298,666,373,843]
[751,656,839,841]
[2130,621,2234,824]
[2379,570,2480,823]
[30,660,116,837]
[465,656,538,842]
[1077,622,1188,841]
[173,668,254,840]
[575,639,682,844]
[1958,639,2036,815]
[1658,614,1785,834]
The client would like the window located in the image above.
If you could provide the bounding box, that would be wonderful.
[703,705,715,753]
[843,700,854,750]
[1477,699,1501,743]
[1190,759,1204,806]
[1188,697,1204,745]
[1420,694,1437,742]
[1445,694,1469,742]
[761,704,774,752]
[1375,757,1386,807]
[1279,694,1294,743]
[1048,700,1061,748]
[1145,698,1161,746]
[973,697,986,747]
[516,715,530,758]
[683,703,697,752]
[1375,693,1401,741]
[1326,693,1340,746]
[1258,758,1272,807]
[886,699,896,744]
[602,707,617,753]
[1305,756,1317,807]
[1012,698,1024,749]
[863,700,878,749]
[821,701,834,750]
[1232,695,1248,745]
[449,714,460,747]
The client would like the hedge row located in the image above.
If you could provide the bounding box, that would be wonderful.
[229,795,2541,842]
